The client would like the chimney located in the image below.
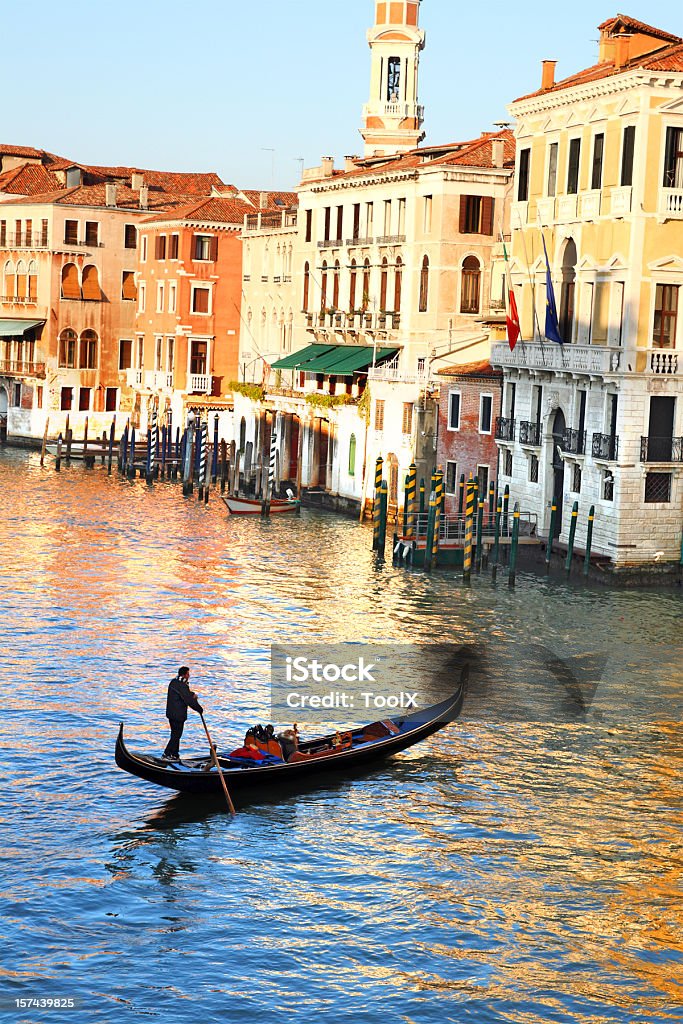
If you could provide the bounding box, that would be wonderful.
[615,34,631,68]
[321,156,335,177]
[131,172,144,190]
[344,155,359,173]
[139,185,149,210]
[541,60,557,90]
[259,191,269,209]
[491,138,505,168]
[105,183,117,207]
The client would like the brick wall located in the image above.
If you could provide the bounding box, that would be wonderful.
[436,371,503,513]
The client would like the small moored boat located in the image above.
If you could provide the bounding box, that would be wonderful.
[115,684,464,803]
[222,495,300,515]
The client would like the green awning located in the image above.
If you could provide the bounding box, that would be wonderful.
[271,344,337,370]
[0,319,44,338]
[303,345,399,376]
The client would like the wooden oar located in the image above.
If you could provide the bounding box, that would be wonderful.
[200,713,236,816]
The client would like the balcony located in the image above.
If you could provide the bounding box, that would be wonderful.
[640,436,683,463]
[144,370,174,390]
[368,359,431,385]
[0,359,46,378]
[519,420,542,446]
[562,428,587,455]
[491,342,622,375]
[592,432,619,461]
[377,235,406,245]
[317,238,343,249]
[494,416,516,441]
[647,348,679,375]
[659,188,683,220]
[1,233,49,249]
[189,374,213,394]
[345,237,374,247]
[126,368,143,388]
[0,295,37,305]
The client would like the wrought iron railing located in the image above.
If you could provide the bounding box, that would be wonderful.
[345,237,374,247]
[592,432,619,460]
[2,233,49,248]
[519,420,541,445]
[562,428,587,455]
[411,510,538,542]
[640,436,683,462]
[494,416,516,441]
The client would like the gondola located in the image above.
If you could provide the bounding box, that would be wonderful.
[115,683,464,802]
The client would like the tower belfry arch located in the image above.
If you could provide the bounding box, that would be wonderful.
[360,0,426,157]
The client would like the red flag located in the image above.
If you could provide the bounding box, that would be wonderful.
[506,288,521,351]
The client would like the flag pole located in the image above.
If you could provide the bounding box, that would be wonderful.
[514,207,545,365]
[500,232,526,361]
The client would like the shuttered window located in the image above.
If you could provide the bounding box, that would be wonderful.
[61,263,80,299]
[79,330,98,369]
[122,271,137,301]
[124,224,137,249]
[459,196,494,234]
[192,286,210,313]
[621,126,636,186]
[591,134,604,190]
[517,149,530,201]
[168,234,179,260]
[155,235,167,260]
[28,262,37,300]
[419,255,429,312]
[64,220,78,245]
[567,138,581,194]
[81,265,101,301]
[192,234,216,260]
[85,221,99,246]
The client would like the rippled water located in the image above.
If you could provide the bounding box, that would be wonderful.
[1,448,682,1023]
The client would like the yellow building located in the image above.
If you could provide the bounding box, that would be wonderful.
[491,15,683,569]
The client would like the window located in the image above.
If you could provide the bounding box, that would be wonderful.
[567,138,581,194]
[79,330,98,369]
[155,336,163,371]
[448,391,461,430]
[380,258,388,310]
[397,198,406,235]
[336,206,343,241]
[192,233,216,261]
[41,219,48,246]
[591,134,604,190]
[118,339,133,370]
[323,207,331,242]
[332,260,340,308]
[479,394,493,434]
[64,220,78,245]
[419,255,429,312]
[167,338,175,372]
[35,386,43,409]
[85,221,99,246]
[366,202,374,237]
[320,261,328,312]
[645,472,671,503]
[402,402,413,435]
[621,126,635,186]
[156,281,165,312]
[27,261,37,300]
[15,260,26,299]
[168,234,179,260]
[191,286,211,314]
[459,195,494,235]
[78,387,91,412]
[348,260,357,311]
[60,387,73,411]
[169,281,177,313]
[122,271,137,301]
[362,259,371,309]
[394,257,403,312]
[529,454,539,483]
[141,235,148,262]
[374,399,385,432]
[663,127,683,188]
[348,433,356,476]
[136,336,144,369]
[517,148,530,201]
[653,285,679,348]
[603,471,614,501]
[423,195,432,233]
[446,461,458,495]
[572,463,582,493]
[303,262,310,311]
[383,200,392,235]
[58,329,77,368]
[12,382,21,407]
[387,56,401,99]
[546,142,558,196]
[124,224,137,249]
[25,220,32,246]
[477,465,489,498]
[305,210,312,243]
[61,263,80,299]
[0,221,5,246]
[81,265,100,301]
[504,450,513,476]
[460,256,481,313]
[105,387,118,412]
[155,235,167,260]
[138,282,146,312]
[592,282,609,344]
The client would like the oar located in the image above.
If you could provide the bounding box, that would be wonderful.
[200,713,236,817]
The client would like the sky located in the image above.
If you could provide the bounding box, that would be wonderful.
[3,0,682,190]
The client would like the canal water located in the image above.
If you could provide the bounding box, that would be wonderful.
[1,448,681,1024]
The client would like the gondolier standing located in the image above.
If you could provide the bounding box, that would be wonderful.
[163,666,203,761]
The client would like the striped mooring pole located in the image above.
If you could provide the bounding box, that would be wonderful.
[127,427,136,479]
[583,505,595,577]
[372,456,384,550]
[212,415,219,484]
[145,428,153,484]
[463,480,475,584]
[107,420,115,476]
[492,495,502,582]
[432,468,444,571]
[509,502,520,587]
[503,484,510,536]
[377,479,388,559]
[565,500,579,576]
[149,406,158,480]
[198,420,208,502]
[262,425,278,516]
[546,501,557,572]
[405,462,417,540]
[476,496,485,571]
[424,487,437,573]
[419,477,425,515]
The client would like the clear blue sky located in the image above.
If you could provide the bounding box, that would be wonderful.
[4,1,682,190]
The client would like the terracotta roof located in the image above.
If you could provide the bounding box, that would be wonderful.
[597,14,681,43]
[142,195,255,225]
[0,163,61,195]
[45,160,226,196]
[0,144,46,159]
[0,184,196,212]
[437,359,502,379]
[242,189,298,210]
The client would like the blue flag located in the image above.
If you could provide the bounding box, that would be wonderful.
[542,234,563,344]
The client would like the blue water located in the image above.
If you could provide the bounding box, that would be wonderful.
[1,449,681,1023]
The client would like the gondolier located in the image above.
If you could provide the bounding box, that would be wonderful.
[163,666,203,761]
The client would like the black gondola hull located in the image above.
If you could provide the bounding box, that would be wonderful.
[115,685,464,802]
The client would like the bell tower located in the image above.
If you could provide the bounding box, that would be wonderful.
[360,1,426,157]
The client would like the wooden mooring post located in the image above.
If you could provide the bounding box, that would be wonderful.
[546,501,557,573]
[509,502,520,587]
[377,479,388,559]
[107,420,115,475]
[565,500,579,576]
[40,418,49,467]
[583,505,595,577]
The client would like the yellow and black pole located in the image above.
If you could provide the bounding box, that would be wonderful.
[583,505,595,577]
[565,500,579,576]
[405,462,417,540]
[372,456,384,550]
[463,480,475,584]
[546,501,557,573]
[492,495,502,582]
[424,486,437,573]
[432,467,444,570]
[377,478,388,559]
[509,501,520,587]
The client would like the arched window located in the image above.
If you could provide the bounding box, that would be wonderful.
[27,260,38,301]
[303,261,310,312]
[387,56,401,101]
[394,257,403,312]
[332,260,340,309]
[82,265,101,301]
[79,329,98,369]
[348,433,357,476]
[419,255,429,312]
[460,256,481,313]
[559,239,577,344]
[320,260,328,312]
[15,260,27,300]
[58,328,77,368]
[3,260,15,299]
[61,263,80,300]
[239,417,247,451]
[349,259,357,312]
[362,258,371,310]
[380,257,388,310]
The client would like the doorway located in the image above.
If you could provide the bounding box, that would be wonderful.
[551,408,566,536]
[0,386,7,443]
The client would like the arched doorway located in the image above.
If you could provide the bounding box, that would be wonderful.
[0,386,7,443]
[559,239,577,344]
[551,408,566,536]
[387,453,399,517]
